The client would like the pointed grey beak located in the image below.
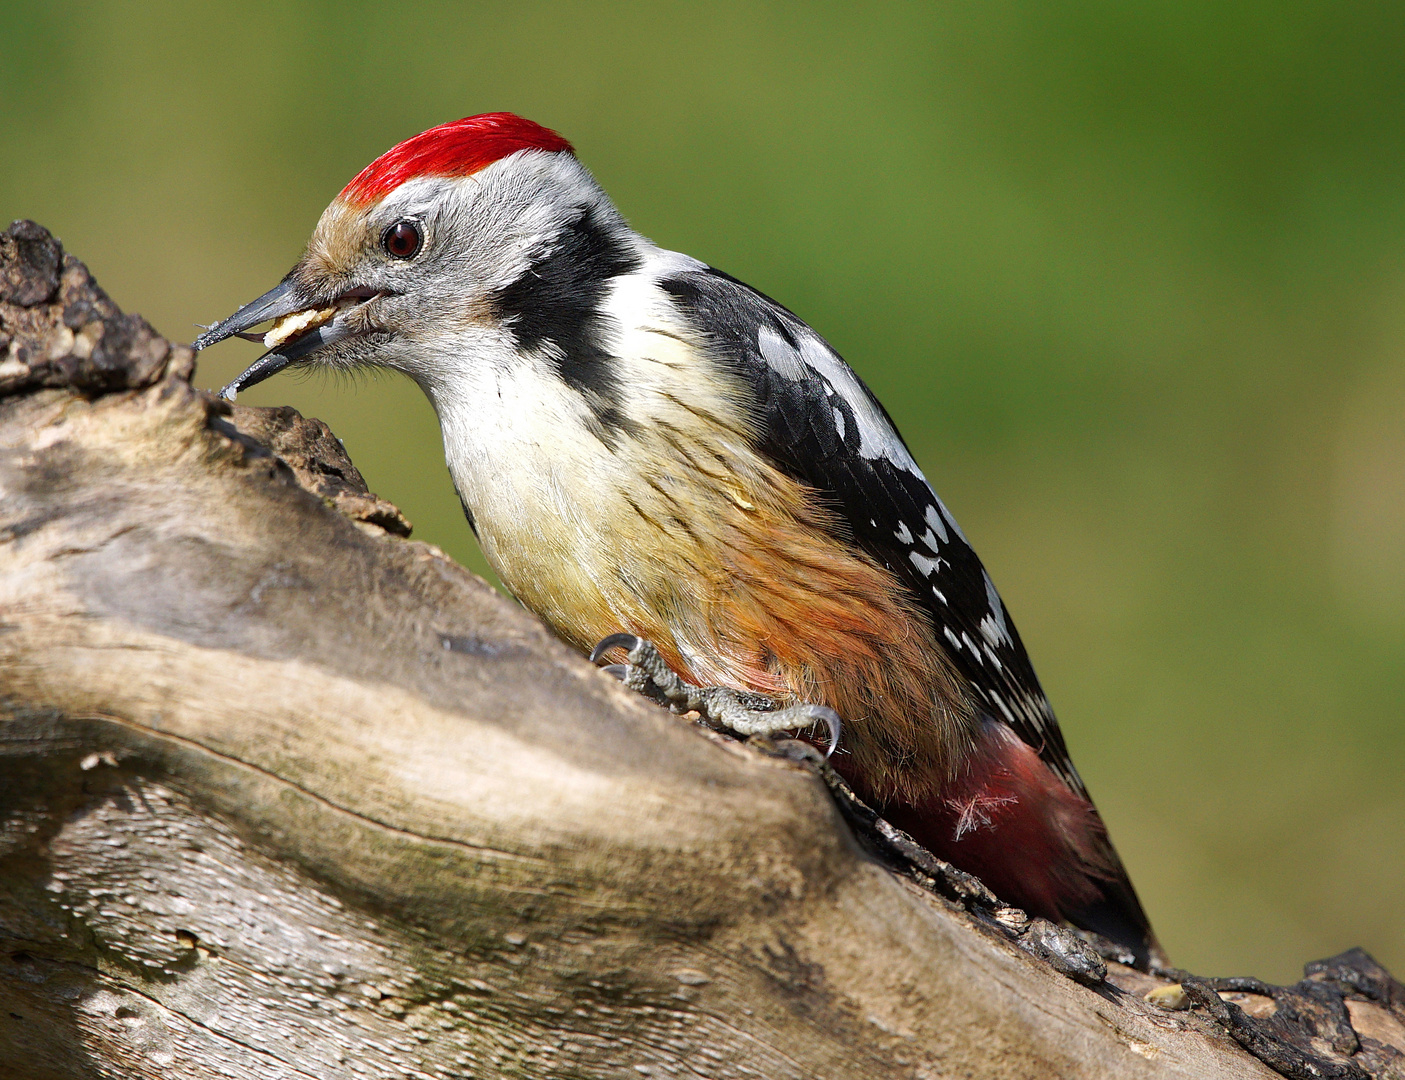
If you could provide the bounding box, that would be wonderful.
[195,276,376,401]
[193,277,304,352]
[193,276,307,400]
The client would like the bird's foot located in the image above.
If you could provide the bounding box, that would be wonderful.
[590,633,841,757]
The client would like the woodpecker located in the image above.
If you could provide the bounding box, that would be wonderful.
[196,113,1162,968]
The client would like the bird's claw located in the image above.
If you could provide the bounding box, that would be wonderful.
[589,633,641,664]
[589,633,841,757]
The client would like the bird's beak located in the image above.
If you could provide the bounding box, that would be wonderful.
[194,275,374,400]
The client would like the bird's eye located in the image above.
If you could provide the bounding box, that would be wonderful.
[382,220,422,259]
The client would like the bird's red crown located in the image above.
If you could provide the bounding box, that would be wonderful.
[339,113,573,205]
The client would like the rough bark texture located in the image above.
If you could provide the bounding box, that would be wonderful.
[2,220,1402,1079]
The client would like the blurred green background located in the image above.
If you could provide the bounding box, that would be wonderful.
[5,1,1403,982]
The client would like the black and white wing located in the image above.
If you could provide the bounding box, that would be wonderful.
[659,265,1088,797]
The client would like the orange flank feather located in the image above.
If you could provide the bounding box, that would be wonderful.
[537,443,981,808]
[695,470,981,806]
[546,451,1124,928]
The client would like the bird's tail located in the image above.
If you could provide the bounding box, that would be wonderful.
[868,720,1163,969]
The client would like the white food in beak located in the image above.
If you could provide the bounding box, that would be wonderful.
[264,305,337,349]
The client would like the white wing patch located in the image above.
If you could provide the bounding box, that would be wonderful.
[924,503,949,545]
[936,497,968,544]
[910,551,941,577]
[788,330,926,476]
[757,325,809,381]
[981,571,1012,645]
[986,687,1015,725]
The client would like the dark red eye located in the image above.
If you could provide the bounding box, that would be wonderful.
[382,220,422,259]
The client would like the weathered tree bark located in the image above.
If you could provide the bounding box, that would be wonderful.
[2,220,1402,1079]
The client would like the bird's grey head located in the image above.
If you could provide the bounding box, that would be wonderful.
[193,113,633,400]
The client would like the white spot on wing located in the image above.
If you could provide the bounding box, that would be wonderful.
[909,551,940,577]
[894,522,913,544]
[920,529,940,553]
[981,572,1012,645]
[757,325,808,381]
[1026,694,1054,725]
[832,407,846,439]
[924,504,948,545]
[792,330,925,475]
[937,497,968,544]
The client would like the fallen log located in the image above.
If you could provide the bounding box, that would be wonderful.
[2,220,1401,1079]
